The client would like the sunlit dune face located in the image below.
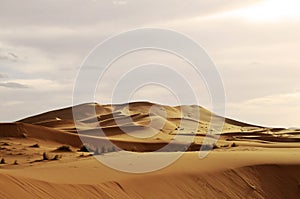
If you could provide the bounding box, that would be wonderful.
[231,0,300,22]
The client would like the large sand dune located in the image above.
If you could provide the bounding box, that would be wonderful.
[17,102,300,150]
[1,102,299,198]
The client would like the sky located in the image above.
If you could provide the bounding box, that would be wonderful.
[0,0,300,127]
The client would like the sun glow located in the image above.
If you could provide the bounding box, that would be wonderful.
[231,0,300,22]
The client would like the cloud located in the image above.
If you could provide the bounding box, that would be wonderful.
[16,79,72,91]
[0,73,8,78]
[0,0,299,127]
[2,101,23,107]
[0,79,73,122]
[0,51,19,62]
[0,82,30,89]
[227,92,300,127]
[0,0,259,27]
[0,0,260,58]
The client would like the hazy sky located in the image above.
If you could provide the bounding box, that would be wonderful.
[0,0,300,127]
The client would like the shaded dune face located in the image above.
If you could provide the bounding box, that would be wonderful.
[0,164,299,199]
[0,101,298,152]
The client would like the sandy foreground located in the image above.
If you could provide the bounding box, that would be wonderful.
[0,102,299,198]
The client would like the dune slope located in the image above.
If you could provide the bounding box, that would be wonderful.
[0,164,299,199]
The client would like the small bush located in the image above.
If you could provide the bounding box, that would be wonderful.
[0,158,5,164]
[110,146,117,152]
[94,147,100,155]
[201,145,211,151]
[43,152,49,160]
[101,146,106,154]
[30,144,40,148]
[52,154,62,160]
[79,153,92,158]
[221,144,230,148]
[54,145,72,152]
[201,143,218,151]
[181,146,188,152]
[212,143,218,149]
[13,160,18,165]
[94,146,106,155]
[79,144,95,152]
[231,142,237,147]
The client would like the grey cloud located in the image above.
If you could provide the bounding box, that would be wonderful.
[8,52,18,59]
[0,0,259,27]
[0,82,30,89]
[0,0,260,58]
[0,52,19,62]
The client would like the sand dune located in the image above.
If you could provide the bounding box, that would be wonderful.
[0,102,300,198]
[0,122,82,146]
[14,102,300,150]
[1,150,300,199]
[0,164,299,199]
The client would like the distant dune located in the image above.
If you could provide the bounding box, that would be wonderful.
[0,102,299,198]
[15,102,300,150]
